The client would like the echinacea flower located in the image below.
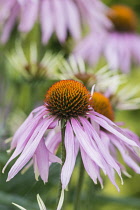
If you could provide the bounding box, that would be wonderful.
[3,80,138,186]
[74,5,140,73]
[3,79,140,192]
[0,0,111,44]
[6,42,63,81]
[90,92,140,177]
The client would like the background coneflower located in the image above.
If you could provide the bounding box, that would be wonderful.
[74,4,140,73]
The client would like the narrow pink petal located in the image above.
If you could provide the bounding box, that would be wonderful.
[79,0,112,29]
[1,5,18,43]
[80,146,98,184]
[64,0,81,40]
[0,0,16,22]
[90,112,138,146]
[104,33,119,70]
[118,34,130,73]
[48,120,57,129]
[18,0,38,32]
[112,137,140,174]
[74,137,80,157]
[4,118,45,175]
[7,117,55,181]
[61,121,77,189]
[35,138,49,183]
[3,113,46,173]
[11,110,46,152]
[104,163,120,191]
[45,131,61,153]
[40,0,54,44]
[81,143,119,190]
[11,105,46,149]
[80,117,122,177]
[49,152,62,164]
[52,0,66,42]
[131,34,140,64]
[121,128,140,146]
[71,118,105,170]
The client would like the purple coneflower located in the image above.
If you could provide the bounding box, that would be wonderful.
[90,92,140,177]
[0,0,111,44]
[74,5,140,73]
[3,80,140,189]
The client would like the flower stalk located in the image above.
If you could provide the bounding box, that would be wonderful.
[74,157,85,210]
[57,119,66,208]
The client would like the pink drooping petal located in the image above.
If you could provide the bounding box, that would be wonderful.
[80,146,98,184]
[5,118,46,176]
[45,130,61,153]
[80,137,120,191]
[122,128,140,146]
[104,33,119,71]
[35,138,49,183]
[61,121,78,189]
[131,34,140,64]
[64,0,81,40]
[11,105,46,149]
[18,0,39,32]
[103,162,120,191]
[40,0,54,44]
[90,111,138,147]
[74,32,104,66]
[111,135,140,174]
[80,117,122,178]
[48,120,58,129]
[118,34,131,73]
[2,118,46,173]
[49,152,62,164]
[7,117,55,181]
[1,4,18,43]
[71,118,105,170]
[52,0,66,42]
[0,0,16,22]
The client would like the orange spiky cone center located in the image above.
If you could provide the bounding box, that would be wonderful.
[45,80,90,119]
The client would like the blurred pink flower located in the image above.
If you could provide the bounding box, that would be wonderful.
[0,0,111,44]
[3,80,140,192]
[74,5,140,73]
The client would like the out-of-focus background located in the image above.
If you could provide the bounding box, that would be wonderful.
[0,0,140,209]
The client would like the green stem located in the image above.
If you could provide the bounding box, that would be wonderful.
[57,119,66,206]
[61,119,66,165]
[73,157,85,210]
